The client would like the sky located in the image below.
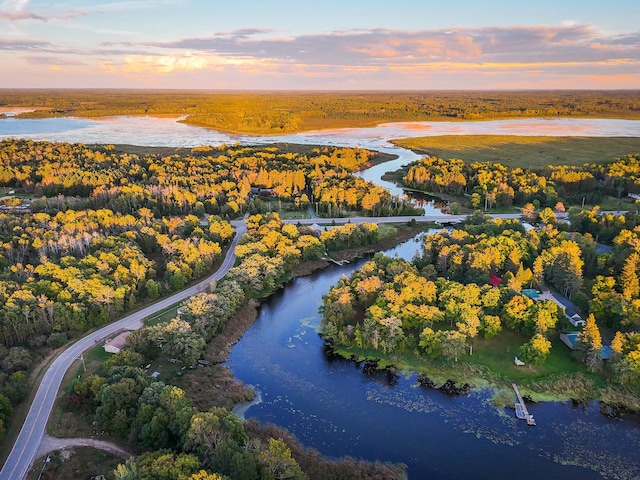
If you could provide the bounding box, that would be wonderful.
[0,0,639,90]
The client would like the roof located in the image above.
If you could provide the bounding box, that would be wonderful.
[104,331,130,350]
[489,274,502,287]
[560,332,579,349]
[522,289,540,299]
[560,332,613,359]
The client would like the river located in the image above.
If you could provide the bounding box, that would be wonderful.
[227,235,640,480]
[2,115,640,478]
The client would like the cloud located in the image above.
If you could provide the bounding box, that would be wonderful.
[25,55,85,65]
[144,24,640,68]
[1,0,29,12]
[0,38,48,50]
[123,53,209,73]
[0,0,86,22]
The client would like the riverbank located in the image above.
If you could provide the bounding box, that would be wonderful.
[327,340,640,416]
[179,221,433,411]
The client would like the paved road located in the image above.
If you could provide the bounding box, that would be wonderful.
[0,220,246,480]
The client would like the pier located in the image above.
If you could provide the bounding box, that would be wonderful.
[512,382,536,426]
[326,258,350,266]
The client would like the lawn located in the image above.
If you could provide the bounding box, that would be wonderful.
[467,329,592,383]
[392,136,640,169]
[333,326,605,404]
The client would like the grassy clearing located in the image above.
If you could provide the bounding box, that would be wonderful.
[333,327,606,405]
[49,345,112,439]
[584,195,635,211]
[26,447,123,480]
[392,136,640,169]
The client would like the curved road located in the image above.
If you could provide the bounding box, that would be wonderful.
[0,220,246,480]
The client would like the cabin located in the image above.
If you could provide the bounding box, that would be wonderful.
[103,331,131,354]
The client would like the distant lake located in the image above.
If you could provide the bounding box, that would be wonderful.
[2,115,640,147]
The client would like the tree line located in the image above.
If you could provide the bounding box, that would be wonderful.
[403,153,640,210]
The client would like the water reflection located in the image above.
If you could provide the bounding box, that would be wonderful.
[226,235,640,479]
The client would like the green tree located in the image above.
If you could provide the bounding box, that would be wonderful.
[133,450,202,480]
[211,440,260,480]
[257,438,304,480]
[480,315,502,339]
[418,327,442,358]
[439,330,468,362]
[518,334,551,366]
[185,407,248,464]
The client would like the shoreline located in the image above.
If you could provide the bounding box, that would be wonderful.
[6,109,640,137]
[184,221,432,413]
[325,341,640,416]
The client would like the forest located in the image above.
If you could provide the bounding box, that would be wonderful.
[0,138,416,479]
[0,139,416,218]
[402,153,640,210]
[321,213,640,411]
[2,90,640,134]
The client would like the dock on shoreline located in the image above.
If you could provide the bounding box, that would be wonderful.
[512,382,536,426]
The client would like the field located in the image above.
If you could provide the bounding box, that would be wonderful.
[392,135,640,169]
[2,90,640,135]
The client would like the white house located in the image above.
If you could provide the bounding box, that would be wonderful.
[568,313,586,327]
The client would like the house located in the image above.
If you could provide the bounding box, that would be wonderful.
[103,331,131,354]
[568,313,586,327]
[560,331,612,359]
[559,332,579,350]
[489,274,502,287]
[522,289,540,300]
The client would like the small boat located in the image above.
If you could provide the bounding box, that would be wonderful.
[515,402,536,425]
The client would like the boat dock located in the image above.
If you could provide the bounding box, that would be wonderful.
[512,382,536,426]
[326,257,350,266]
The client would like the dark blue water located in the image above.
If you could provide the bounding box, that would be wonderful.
[226,236,640,480]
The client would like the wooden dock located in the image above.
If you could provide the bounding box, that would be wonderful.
[327,258,350,266]
[512,382,536,426]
